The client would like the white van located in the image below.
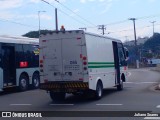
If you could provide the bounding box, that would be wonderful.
[39,30,128,101]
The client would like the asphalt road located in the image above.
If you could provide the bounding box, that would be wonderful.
[0,68,160,120]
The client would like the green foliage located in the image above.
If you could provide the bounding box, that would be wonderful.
[23,30,54,38]
[143,33,160,54]
[143,53,153,58]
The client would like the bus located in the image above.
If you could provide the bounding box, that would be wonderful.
[0,36,39,92]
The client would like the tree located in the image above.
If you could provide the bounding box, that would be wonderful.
[144,33,160,56]
[23,30,54,38]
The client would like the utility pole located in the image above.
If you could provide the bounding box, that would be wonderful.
[98,25,106,35]
[41,0,58,31]
[38,11,46,37]
[129,18,139,68]
[150,21,156,35]
[55,8,58,31]
[125,36,128,41]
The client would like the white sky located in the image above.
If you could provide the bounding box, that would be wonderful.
[0,0,160,41]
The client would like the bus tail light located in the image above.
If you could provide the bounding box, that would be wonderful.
[20,61,28,68]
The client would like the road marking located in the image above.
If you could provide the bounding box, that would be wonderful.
[50,104,74,106]
[125,82,134,83]
[156,105,160,108]
[127,72,132,77]
[10,104,32,106]
[142,82,158,84]
[125,82,158,84]
[144,117,160,119]
[96,104,123,106]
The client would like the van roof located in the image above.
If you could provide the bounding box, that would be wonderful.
[40,30,121,43]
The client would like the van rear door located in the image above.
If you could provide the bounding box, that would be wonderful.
[61,38,83,81]
[43,37,83,82]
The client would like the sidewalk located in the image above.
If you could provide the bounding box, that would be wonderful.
[150,65,160,91]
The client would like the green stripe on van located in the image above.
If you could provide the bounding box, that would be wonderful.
[88,65,115,68]
[88,62,114,65]
[88,62,115,68]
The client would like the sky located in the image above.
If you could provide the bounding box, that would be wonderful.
[0,0,160,41]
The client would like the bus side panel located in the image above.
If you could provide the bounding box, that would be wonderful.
[0,43,3,91]
[15,44,39,86]
[16,68,39,85]
[85,34,115,90]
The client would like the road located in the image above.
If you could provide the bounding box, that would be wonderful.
[0,68,160,120]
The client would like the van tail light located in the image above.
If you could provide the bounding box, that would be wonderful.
[83,62,87,65]
[81,56,88,71]
[40,60,43,63]
[84,67,87,70]
[44,79,48,83]
[40,59,44,72]
[79,78,83,81]
[83,56,87,60]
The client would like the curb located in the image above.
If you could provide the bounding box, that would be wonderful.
[155,84,160,90]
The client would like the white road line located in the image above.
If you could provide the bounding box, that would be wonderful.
[50,104,74,106]
[127,72,132,77]
[125,82,158,84]
[125,82,134,83]
[144,117,160,119]
[96,104,123,106]
[10,104,32,106]
[142,82,158,84]
[156,105,160,108]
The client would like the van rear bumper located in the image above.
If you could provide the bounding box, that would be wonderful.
[40,81,89,92]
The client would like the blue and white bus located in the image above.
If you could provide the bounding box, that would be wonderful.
[0,36,39,91]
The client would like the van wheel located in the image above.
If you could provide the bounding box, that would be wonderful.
[50,92,66,102]
[19,74,29,91]
[117,80,123,91]
[94,81,103,100]
[32,73,40,89]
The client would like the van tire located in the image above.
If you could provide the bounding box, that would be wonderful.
[94,81,103,100]
[19,74,29,91]
[32,73,40,89]
[50,92,66,102]
[117,80,123,91]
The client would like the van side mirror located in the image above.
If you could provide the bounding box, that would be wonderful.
[126,51,129,58]
[124,47,129,61]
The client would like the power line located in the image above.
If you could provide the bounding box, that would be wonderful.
[137,14,160,20]
[106,23,160,35]
[54,0,96,26]
[150,21,156,35]
[41,0,87,27]
[87,14,160,29]
[0,18,38,28]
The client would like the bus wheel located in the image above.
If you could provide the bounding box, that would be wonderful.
[117,80,123,91]
[94,81,103,100]
[32,73,40,89]
[19,74,29,91]
[50,92,66,102]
